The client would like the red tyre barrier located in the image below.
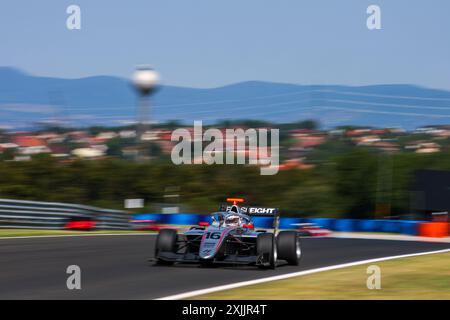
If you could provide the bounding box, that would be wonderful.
[418,222,449,238]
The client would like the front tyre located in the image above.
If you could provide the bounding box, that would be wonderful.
[257,233,277,269]
[154,228,177,265]
[277,231,301,265]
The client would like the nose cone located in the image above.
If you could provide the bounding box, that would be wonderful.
[199,247,215,259]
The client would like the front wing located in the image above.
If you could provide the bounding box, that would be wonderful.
[152,251,273,267]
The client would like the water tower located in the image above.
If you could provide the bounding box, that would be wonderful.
[131,66,159,161]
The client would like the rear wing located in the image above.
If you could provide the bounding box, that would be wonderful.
[241,206,279,217]
[219,204,280,232]
[219,204,278,216]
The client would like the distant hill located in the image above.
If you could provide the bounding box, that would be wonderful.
[2,67,450,130]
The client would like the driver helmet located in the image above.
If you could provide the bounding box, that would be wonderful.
[225,214,240,227]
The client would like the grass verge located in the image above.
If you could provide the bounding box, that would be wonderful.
[193,252,450,300]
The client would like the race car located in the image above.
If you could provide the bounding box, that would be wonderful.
[64,218,96,231]
[293,223,332,237]
[152,198,301,269]
[129,217,176,231]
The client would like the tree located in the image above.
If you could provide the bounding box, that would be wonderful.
[333,149,378,219]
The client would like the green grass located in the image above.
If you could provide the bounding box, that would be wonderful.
[193,252,450,300]
[0,228,154,238]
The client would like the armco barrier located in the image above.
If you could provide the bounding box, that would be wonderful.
[0,198,130,230]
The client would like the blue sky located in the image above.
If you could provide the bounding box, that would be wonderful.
[1,0,449,89]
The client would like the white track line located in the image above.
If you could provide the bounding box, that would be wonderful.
[156,248,450,300]
[0,233,157,240]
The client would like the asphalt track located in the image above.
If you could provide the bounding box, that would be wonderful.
[0,234,449,299]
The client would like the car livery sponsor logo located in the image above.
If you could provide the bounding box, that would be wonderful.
[202,248,213,255]
[220,205,278,216]
[239,207,278,216]
[248,207,276,214]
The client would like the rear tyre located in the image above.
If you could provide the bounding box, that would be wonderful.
[155,229,177,265]
[256,233,277,269]
[277,231,301,265]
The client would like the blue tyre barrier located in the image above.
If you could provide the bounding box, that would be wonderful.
[136,213,422,236]
[252,217,274,229]
[356,219,382,232]
[305,218,335,230]
[379,220,401,233]
[399,221,421,236]
[165,213,202,225]
[333,219,355,232]
[279,217,302,229]
[131,213,163,222]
